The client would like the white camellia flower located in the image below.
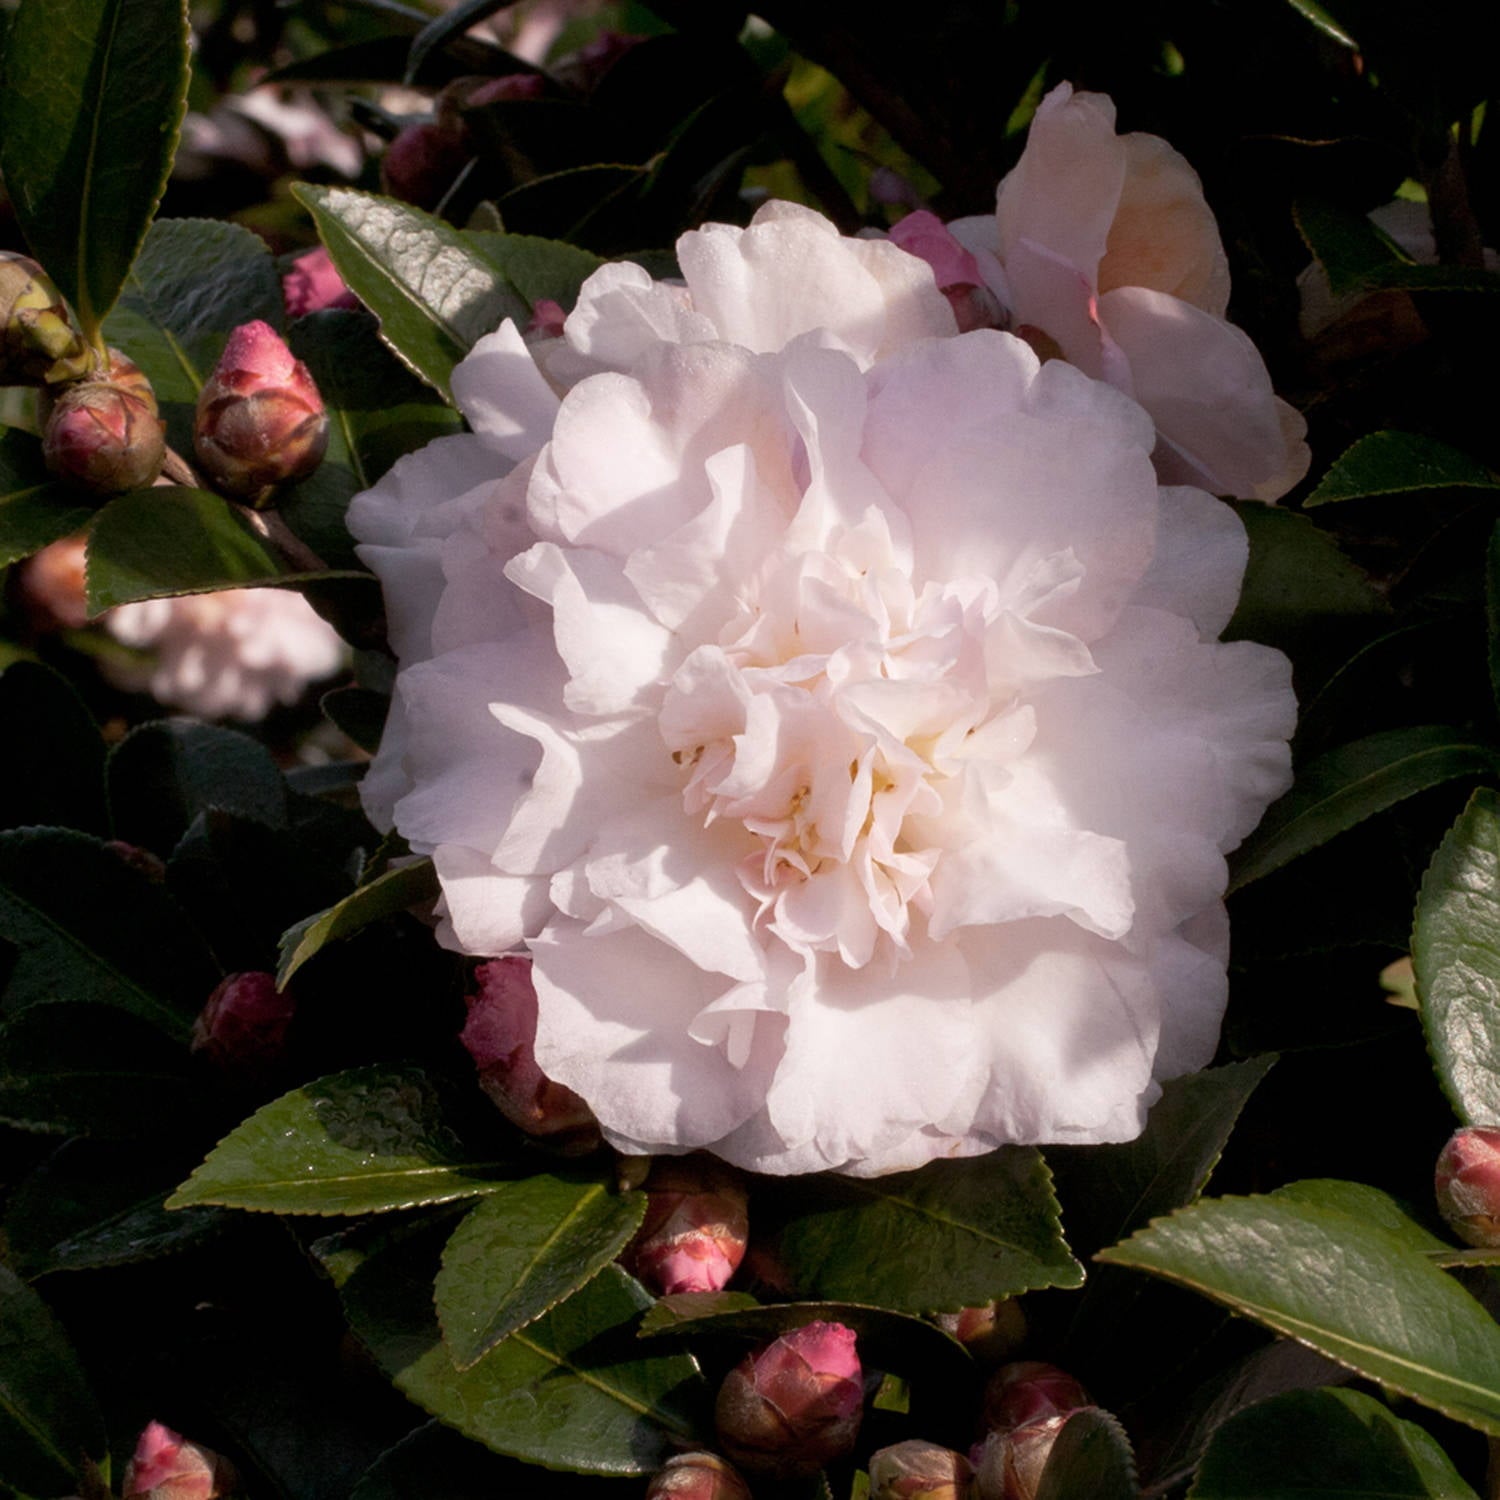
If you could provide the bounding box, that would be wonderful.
[104,586,347,721]
[351,198,1296,1176]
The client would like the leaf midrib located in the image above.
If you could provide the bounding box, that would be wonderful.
[74,0,129,337]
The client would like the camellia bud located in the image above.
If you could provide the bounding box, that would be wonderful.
[645,1452,754,1500]
[121,1421,236,1500]
[869,1439,975,1500]
[973,1414,1068,1500]
[380,120,470,211]
[623,1157,749,1296]
[460,956,600,1149]
[714,1320,864,1478]
[193,320,328,505]
[191,971,296,1075]
[980,1361,1089,1436]
[933,1300,1027,1365]
[42,352,165,496]
[1436,1126,1500,1247]
[0,250,94,384]
[282,247,358,319]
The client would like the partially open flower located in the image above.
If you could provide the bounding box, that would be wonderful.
[42,349,164,496]
[715,1321,864,1478]
[1436,1126,1500,1248]
[973,1414,1069,1500]
[623,1157,750,1295]
[869,1439,975,1500]
[192,972,296,1076]
[645,1452,754,1500]
[121,1422,236,1500]
[460,956,600,1149]
[194,320,328,505]
[0,250,94,385]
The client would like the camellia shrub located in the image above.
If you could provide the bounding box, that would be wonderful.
[2,1,1499,1496]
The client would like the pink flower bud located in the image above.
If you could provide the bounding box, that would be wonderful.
[525,298,567,340]
[191,971,295,1074]
[42,350,165,496]
[645,1451,754,1500]
[623,1158,749,1295]
[17,533,89,631]
[193,321,328,504]
[282,247,358,319]
[1436,1126,1500,1247]
[973,1415,1068,1500]
[380,121,470,210]
[122,1421,236,1500]
[869,1439,974,1500]
[933,1300,1027,1366]
[105,840,168,884]
[714,1321,863,1478]
[980,1362,1089,1436]
[460,957,599,1149]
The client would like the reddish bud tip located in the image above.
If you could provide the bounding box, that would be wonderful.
[193,321,328,504]
[623,1157,749,1296]
[192,971,295,1075]
[525,298,567,340]
[105,840,169,884]
[283,247,358,319]
[645,1451,754,1500]
[869,1439,974,1500]
[460,957,599,1149]
[1436,1126,1500,1247]
[122,1421,236,1500]
[714,1321,863,1478]
[934,1300,1027,1366]
[980,1362,1089,1437]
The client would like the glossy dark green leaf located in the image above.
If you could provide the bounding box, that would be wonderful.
[1305,431,1499,508]
[1097,1183,1500,1435]
[321,685,390,754]
[1189,1386,1478,1498]
[638,1294,974,1388]
[294,185,528,401]
[436,1175,647,1369]
[406,0,520,82]
[0,1265,107,1498]
[0,662,107,835]
[1296,197,1499,298]
[463,231,605,311]
[1229,726,1500,891]
[168,1065,513,1215]
[0,826,219,1038]
[84,487,303,613]
[773,1149,1082,1313]
[337,1228,705,1474]
[5,1139,227,1277]
[0,1001,207,1137]
[0,0,190,337]
[103,218,284,453]
[1283,0,1358,47]
[277,858,439,988]
[1047,1057,1276,1256]
[1033,1407,1136,1500]
[0,428,94,568]
[281,310,462,569]
[108,719,288,854]
[1413,790,1500,1125]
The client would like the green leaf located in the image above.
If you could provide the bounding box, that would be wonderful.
[276,858,440,988]
[5,1139,228,1277]
[281,310,463,569]
[293,185,529,401]
[463,231,605,311]
[0,428,94,568]
[333,1226,705,1474]
[1033,1407,1137,1500]
[773,1149,1082,1313]
[84,487,297,613]
[1097,1184,1500,1435]
[0,1265,107,1498]
[1229,726,1500,891]
[1282,0,1359,47]
[1189,1386,1479,1499]
[638,1294,974,1389]
[435,1175,647,1369]
[0,1001,207,1136]
[0,662,107,836]
[1305,431,1499,507]
[1048,1057,1276,1256]
[1490,522,1500,721]
[0,827,219,1039]
[1295,197,1500,298]
[0,0,190,339]
[1413,790,1500,1125]
[406,0,519,82]
[168,1065,514,1215]
[321,685,390,753]
[108,719,288,854]
[103,218,284,453]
